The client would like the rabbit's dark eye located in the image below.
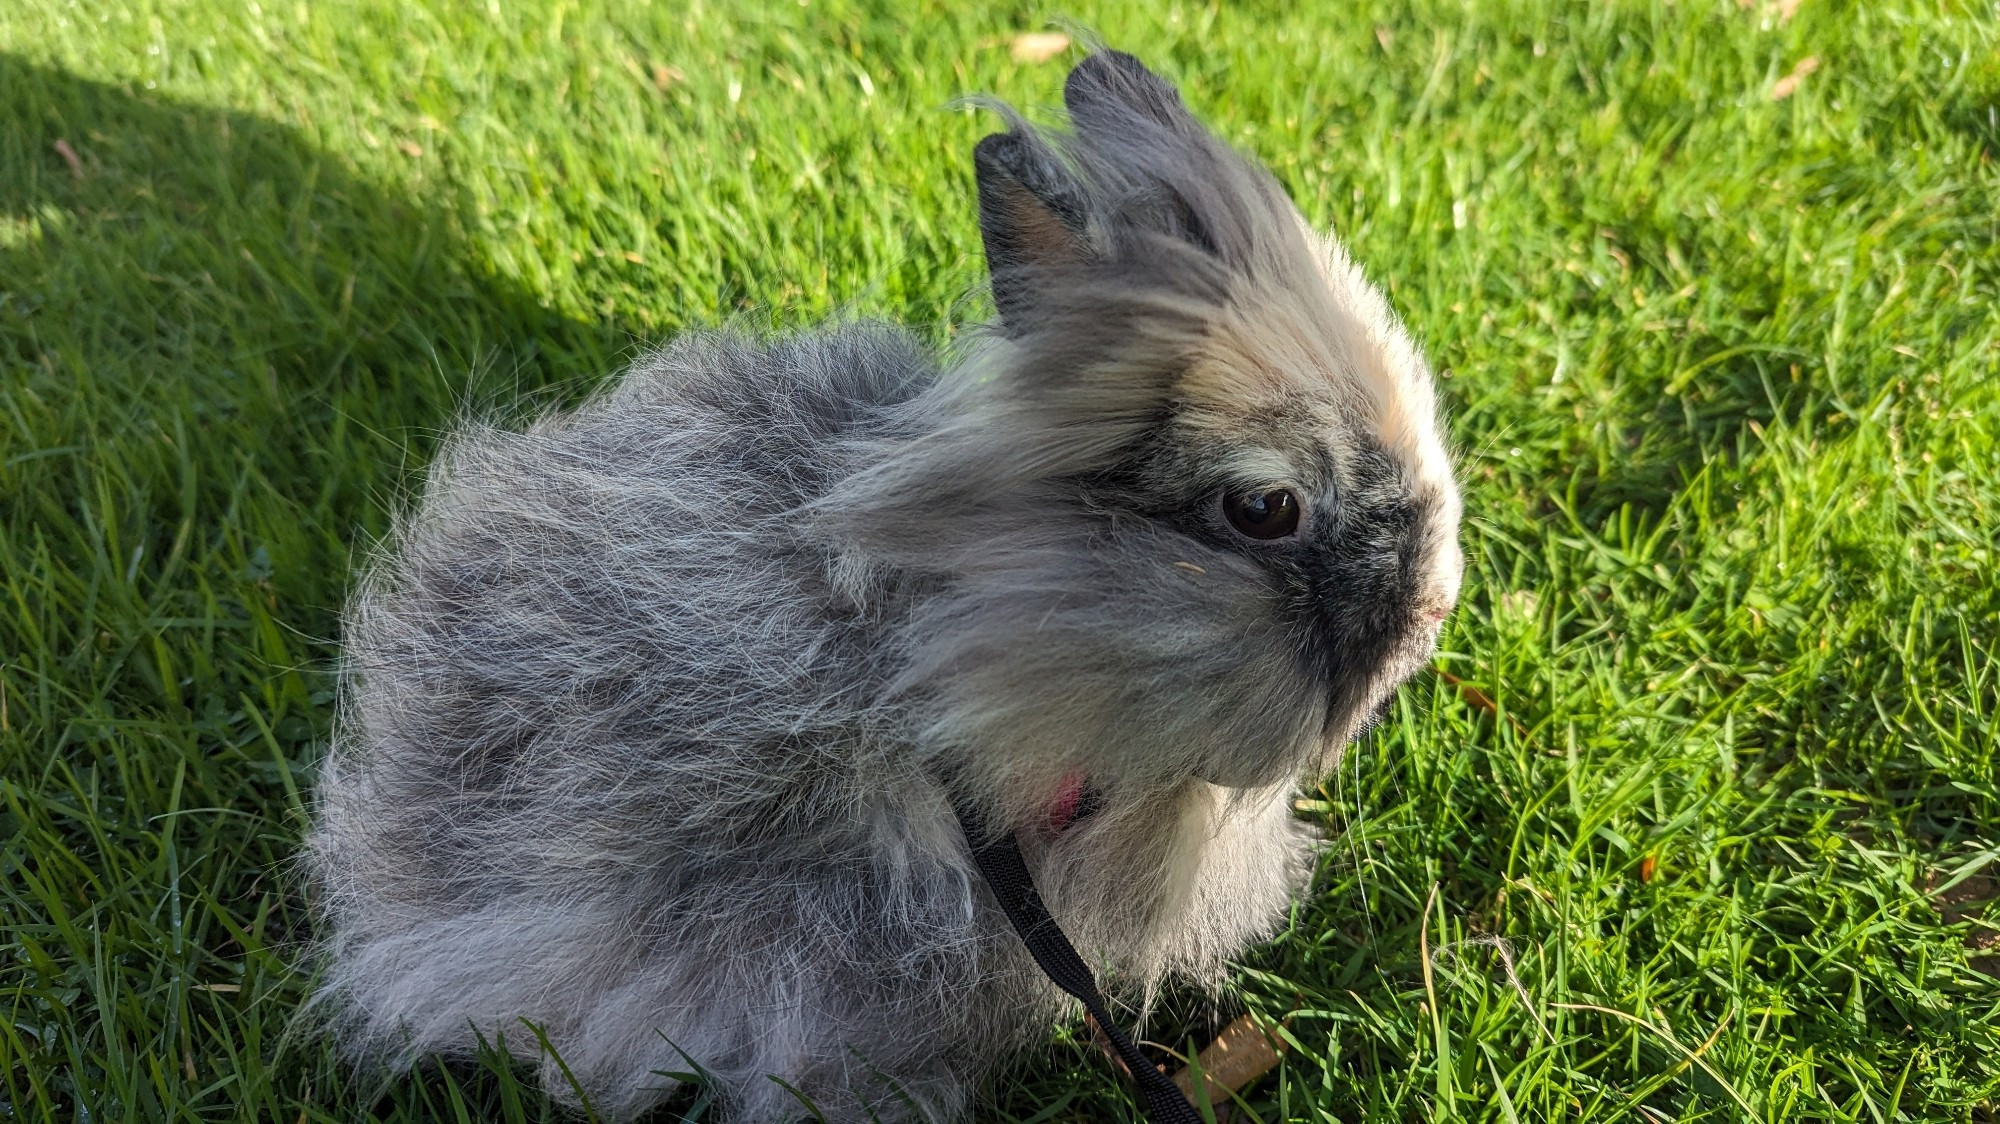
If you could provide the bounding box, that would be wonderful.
[1223,489,1301,540]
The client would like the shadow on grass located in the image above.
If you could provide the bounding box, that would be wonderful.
[0,55,637,1120]
[0,52,629,526]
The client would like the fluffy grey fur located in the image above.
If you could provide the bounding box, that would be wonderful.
[305,50,1461,1121]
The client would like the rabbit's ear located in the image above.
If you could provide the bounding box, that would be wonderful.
[1063,51,1198,138]
[1061,51,1220,257]
[975,131,1087,330]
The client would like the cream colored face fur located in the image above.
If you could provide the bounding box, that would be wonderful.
[1175,224,1463,624]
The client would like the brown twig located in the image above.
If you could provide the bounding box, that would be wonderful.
[1434,667,1528,736]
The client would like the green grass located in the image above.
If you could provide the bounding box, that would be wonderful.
[1,0,1996,1119]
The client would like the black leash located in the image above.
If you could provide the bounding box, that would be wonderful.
[952,801,1204,1124]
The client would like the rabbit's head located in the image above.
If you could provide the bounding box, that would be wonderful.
[826,52,1460,819]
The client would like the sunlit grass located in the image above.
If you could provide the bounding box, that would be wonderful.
[1,0,1995,1119]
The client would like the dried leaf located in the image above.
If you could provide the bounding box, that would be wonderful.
[1172,1014,1289,1110]
[652,63,685,90]
[1777,0,1805,19]
[1640,855,1657,882]
[1770,56,1819,101]
[397,140,424,157]
[1010,32,1069,64]
[53,138,84,178]
[1374,26,1394,51]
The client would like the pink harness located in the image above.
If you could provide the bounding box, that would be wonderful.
[1045,770,1088,834]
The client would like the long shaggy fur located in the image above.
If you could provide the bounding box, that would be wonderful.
[306,50,1461,1121]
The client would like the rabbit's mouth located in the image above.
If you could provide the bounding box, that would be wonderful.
[1309,610,1447,743]
[1185,614,1440,791]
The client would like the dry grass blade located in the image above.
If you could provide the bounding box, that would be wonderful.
[1771,56,1820,100]
[1552,1004,1751,1113]
[1010,32,1069,64]
[53,137,84,177]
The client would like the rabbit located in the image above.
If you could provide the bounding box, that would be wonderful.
[304,49,1462,1123]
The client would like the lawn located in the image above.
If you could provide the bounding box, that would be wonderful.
[1,0,1996,1120]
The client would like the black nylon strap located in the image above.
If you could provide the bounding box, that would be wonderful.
[953,802,1204,1124]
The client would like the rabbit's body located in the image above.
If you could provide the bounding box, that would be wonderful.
[308,52,1460,1121]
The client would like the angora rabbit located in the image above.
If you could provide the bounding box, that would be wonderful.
[306,49,1461,1122]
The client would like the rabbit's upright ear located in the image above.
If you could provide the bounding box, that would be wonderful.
[974,131,1086,331]
[1062,50,1199,137]
[1061,51,1222,257]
